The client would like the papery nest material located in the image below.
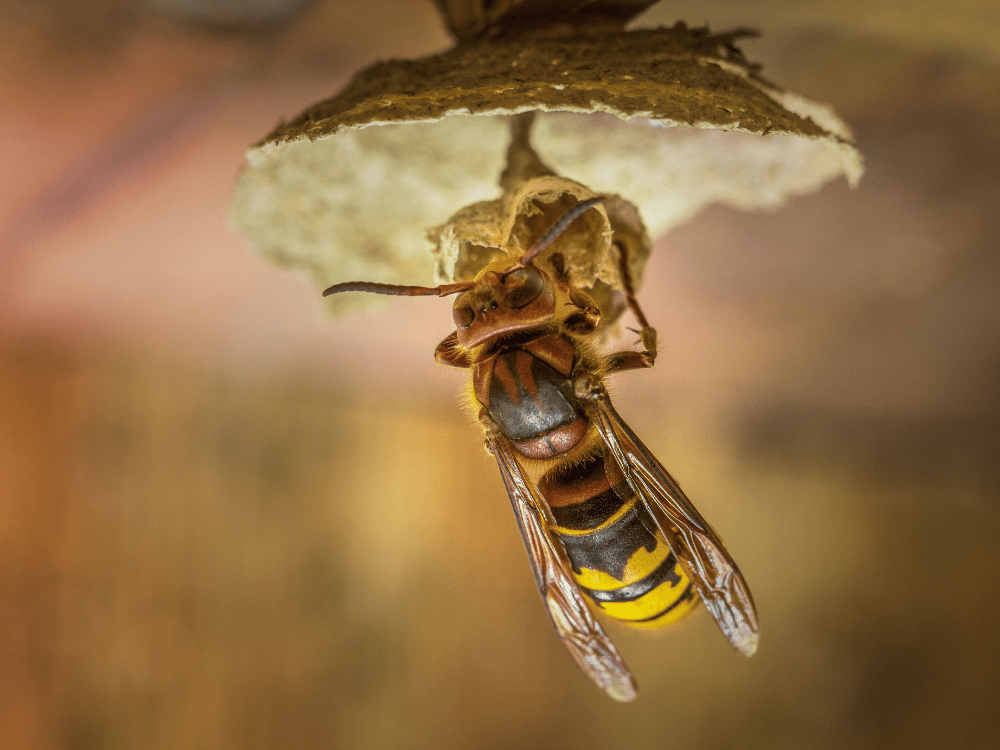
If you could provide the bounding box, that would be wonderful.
[230,22,863,325]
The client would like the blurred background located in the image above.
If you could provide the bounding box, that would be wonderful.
[2,1,998,748]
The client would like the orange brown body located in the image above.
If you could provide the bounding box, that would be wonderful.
[323,198,759,701]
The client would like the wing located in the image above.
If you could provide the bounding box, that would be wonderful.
[486,430,638,702]
[585,396,760,657]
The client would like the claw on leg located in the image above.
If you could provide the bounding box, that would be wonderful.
[640,326,657,363]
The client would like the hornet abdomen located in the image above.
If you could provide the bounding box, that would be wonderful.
[539,452,699,628]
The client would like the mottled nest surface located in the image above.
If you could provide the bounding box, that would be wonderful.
[263,25,832,144]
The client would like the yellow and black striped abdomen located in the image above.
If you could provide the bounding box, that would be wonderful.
[540,452,699,629]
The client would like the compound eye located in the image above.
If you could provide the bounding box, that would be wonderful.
[453,304,475,328]
[503,265,544,309]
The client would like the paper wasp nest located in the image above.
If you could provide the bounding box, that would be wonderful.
[230,22,863,327]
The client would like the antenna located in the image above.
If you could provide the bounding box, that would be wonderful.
[322,280,475,298]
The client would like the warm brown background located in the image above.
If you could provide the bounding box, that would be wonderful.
[2,1,998,749]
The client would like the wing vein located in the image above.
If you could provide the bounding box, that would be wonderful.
[586,398,760,657]
[488,432,639,701]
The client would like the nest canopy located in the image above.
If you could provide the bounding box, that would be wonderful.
[230,23,863,310]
